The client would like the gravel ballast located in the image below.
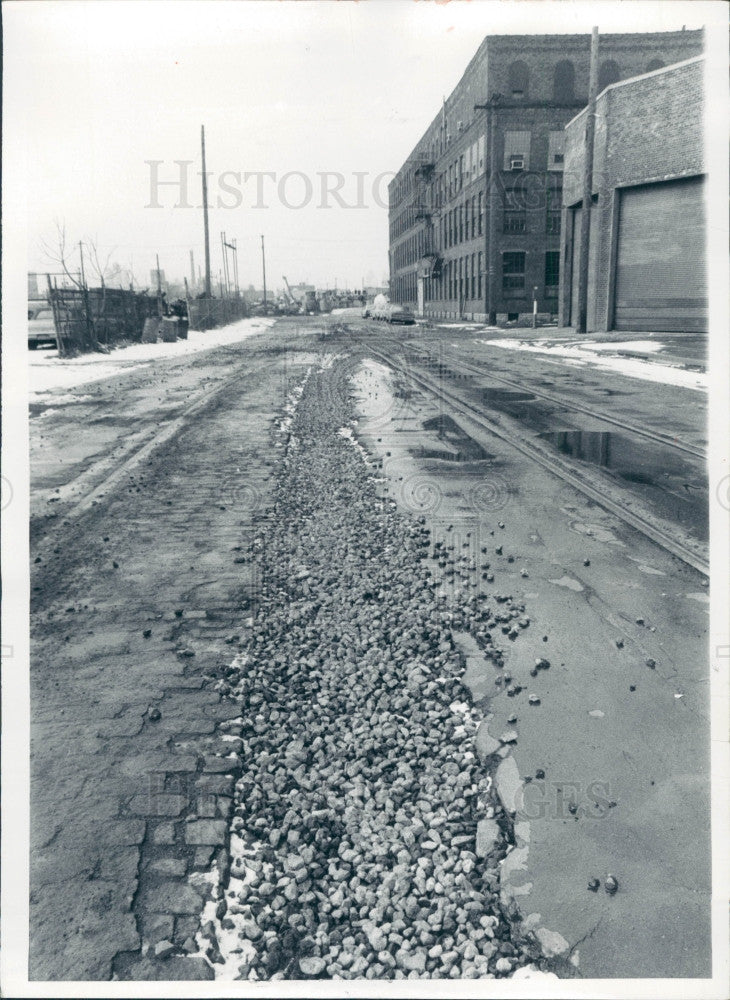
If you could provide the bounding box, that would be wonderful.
[206,355,550,980]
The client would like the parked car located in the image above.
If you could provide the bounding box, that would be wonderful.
[386,304,415,325]
[28,304,57,349]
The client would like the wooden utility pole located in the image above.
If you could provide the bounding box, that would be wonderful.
[577,27,600,334]
[156,253,163,317]
[78,242,86,288]
[201,125,212,298]
[221,232,230,298]
[232,238,239,297]
[260,235,267,308]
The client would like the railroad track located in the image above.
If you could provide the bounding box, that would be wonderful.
[403,341,704,460]
[355,333,709,578]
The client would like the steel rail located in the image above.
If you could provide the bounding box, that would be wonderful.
[360,337,709,578]
[406,342,705,460]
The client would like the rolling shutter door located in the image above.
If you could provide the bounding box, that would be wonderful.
[614,178,706,332]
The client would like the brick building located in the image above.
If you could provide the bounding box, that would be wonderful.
[559,56,706,332]
[388,30,703,324]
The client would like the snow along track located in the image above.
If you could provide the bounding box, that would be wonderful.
[405,343,704,461]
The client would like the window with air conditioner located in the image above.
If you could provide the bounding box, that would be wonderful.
[503,131,531,171]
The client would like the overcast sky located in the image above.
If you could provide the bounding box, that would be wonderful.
[4,0,717,293]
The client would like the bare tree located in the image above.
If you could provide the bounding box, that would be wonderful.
[39,219,85,290]
[85,237,116,288]
[84,238,118,347]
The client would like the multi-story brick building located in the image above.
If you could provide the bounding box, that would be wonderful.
[559,56,706,332]
[388,30,703,324]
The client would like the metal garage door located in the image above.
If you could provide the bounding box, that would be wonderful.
[614,177,707,332]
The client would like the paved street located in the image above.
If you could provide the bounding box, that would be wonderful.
[26,317,711,982]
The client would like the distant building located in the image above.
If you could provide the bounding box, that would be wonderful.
[559,56,706,332]
[364,285,389,299]
[388,30,703,323]
[28,273,42,301]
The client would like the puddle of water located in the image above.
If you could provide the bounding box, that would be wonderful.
[419,414,493,462]
[540,430,708,544]
[478,387,556,431]
[549,575,584,592]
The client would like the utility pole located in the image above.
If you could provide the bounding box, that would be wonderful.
[189,250,195,291]
[260,235,267,308]
[221,232,230,298]
[156,253,163,317]
[577,27,599,334]
[201,125,212,298]
[232,238,239,297]
[78,241,86,288]
[221,232,239,298]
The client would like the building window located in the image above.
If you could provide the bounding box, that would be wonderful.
[478,251,483,299]
[646,59,664,72]
[508,60,530,98]
[504,211,526,234]
[459,205,464,243]
[464,198,470,241]
[502,252,526,295]
[503,131,531,171]
[553,60,575,102]
[548,131,565,171]
[598,60,621,92]
[545,251,560,293]
[478,191,484,235]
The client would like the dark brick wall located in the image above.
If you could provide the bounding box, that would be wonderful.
[559,57,705,329]
[389,31,703,319]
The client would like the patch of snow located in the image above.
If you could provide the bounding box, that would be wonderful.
[570,521,623,545]
[549,575,584,592]
[581,339,665,353]
[685,591,710,604]
[29,317,276,397]
[478,338,707,392]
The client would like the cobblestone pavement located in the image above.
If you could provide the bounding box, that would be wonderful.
[30,334,309,980]
[24,319,711,983]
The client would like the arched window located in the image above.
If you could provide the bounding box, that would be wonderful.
[646,58,665,72]
[508,60,530,98]
[598,60,621,92]
[553,60,575,102]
